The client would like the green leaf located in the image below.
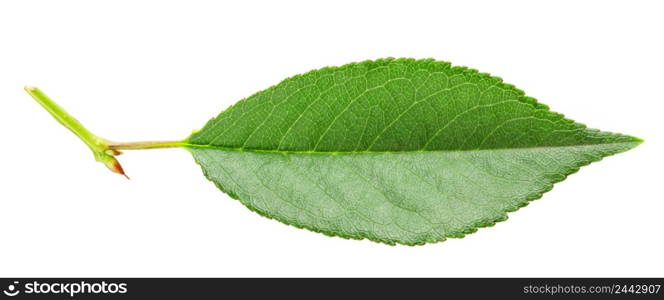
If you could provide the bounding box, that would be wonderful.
[185,58,641,245]
[25,58,641,245]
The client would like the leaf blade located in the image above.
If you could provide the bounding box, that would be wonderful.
[186,58,641,245]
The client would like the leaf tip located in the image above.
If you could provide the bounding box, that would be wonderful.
[624,135,644,150]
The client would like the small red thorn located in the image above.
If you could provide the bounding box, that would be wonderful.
[106,158,129,179]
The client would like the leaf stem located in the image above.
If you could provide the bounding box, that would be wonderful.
[107,140,184,150]
[24,86,107,153]
[25,86,184,178]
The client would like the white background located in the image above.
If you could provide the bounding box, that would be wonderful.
[0,0,662,277]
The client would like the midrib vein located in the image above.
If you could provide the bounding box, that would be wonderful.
[182,140,641,155]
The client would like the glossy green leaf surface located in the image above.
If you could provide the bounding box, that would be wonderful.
[186,58,640,245]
